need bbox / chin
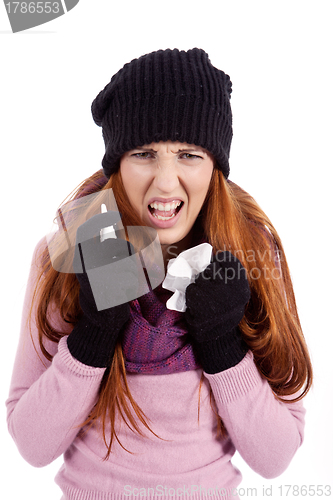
[157,231,181,246]
[157,227,192,249]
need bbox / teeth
[149,201,182,211]
[153,213,176,220]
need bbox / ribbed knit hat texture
[91,48,233,179]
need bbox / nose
[152,160,180,193]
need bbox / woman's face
[120,141,214,249]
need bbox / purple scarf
[121,285,201,375]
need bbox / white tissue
[162,243,213,312]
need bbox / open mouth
[148,200,184,221]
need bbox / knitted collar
[121,284,201,375]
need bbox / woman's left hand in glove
[184,251,251,374]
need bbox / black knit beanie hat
[91,48,233,179]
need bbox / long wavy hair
[31,167,313,458]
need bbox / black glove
[67,212,137,368]
[185,251,251,374]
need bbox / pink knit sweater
[6,242,306,500]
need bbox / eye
[131,152,153,159]
[179,152,203,161]
[183,153,199,159]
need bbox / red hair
[31,168,312,457]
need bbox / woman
[6,48,312,500]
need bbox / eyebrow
[133,147,158,153]
[132,147,207,154]
[177,148,206,154]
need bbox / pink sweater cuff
[58,336,107,377]
[204,351,262,404]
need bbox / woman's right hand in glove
[67,211,137,368]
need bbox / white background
[1,1,332,498]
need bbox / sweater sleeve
[204,351,306,479]
[6,239,106,468]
